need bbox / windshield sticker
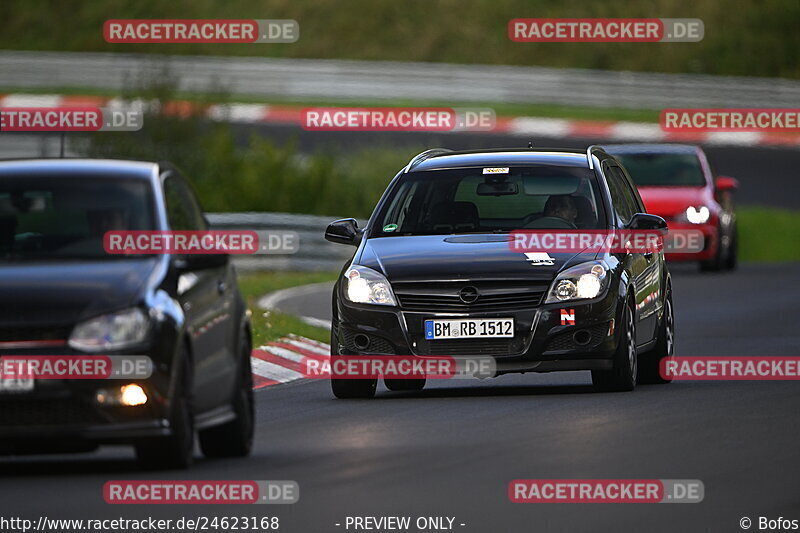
[382,223,399,232]
[482,167,509,174]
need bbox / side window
[604,164,636,224]
[163,175,205,231]
[612,165,646,213]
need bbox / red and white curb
[2,93,799,148]
[250,335,330,389]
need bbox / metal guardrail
[207,212,365,272]
[2,50,800,109]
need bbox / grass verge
[738,207,800,263]
[237,271,337,347]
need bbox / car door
[162,172,237,412]
[604,162,659,345]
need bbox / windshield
[374,166,605,236]
[0,176,156,261]
[613,153,706,187]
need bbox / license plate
[0,378,34,393]
[425,318,514,340]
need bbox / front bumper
[335,287,622,375]
[0,340,177,450]
[664,221,719,262]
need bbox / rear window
[613,153,706,187]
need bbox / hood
[637,186,714,218]
[358,234,597,282]
[0,259,159,326]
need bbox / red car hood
[637,186,713,218]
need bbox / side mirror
[174,253,229,271]
[715,176,739,192]
[627,213,668,232]
[325,218,361,246]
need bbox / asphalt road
[3,263,800,533]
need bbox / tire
[136,347,194,469]
[199,329,255,458]
[384,378,426,392]
[700,225,726,272]
[724,223,738,271]
[638,290,675,384]
[592,299,637,392]
[330,324,377,399]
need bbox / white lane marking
[2,94,63,107]
[284,338,330,356]
[259,345,307,363]
[609,121,665,141]
[508,117,571,137]
[299,316,333,329]
[251,357,304,383]
[208,103,269,122]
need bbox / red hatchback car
[604,144,738,271]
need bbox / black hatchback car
[326,147,674,398]
[0,159,253,468]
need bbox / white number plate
[424,318,514,340]
[0,378,35,393]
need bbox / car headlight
[69,307,150,352]
[545,260,610,303]
[679,206,711,224]
[344,266,397,306]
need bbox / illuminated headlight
[69,308,150,352]
[683,206,710,224]
[546,261,610,303]
[344,266,397,306]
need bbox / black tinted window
[163,175,205,231]
[613,153,706,186]
[0,176,154,260]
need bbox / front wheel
[592,300,637,392]
[638,291,675,384]
[199,329,255,458]
[136,348,194,469]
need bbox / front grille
[395,281,548,313]
[0,396,104,427]
[425,339,514,356]
[0,325,71,342]
[545,323,610,352]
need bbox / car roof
[409,148,594,172]
[0,158,158,179]
[602,144,700,155]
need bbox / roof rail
[586,145,605,170]
[404,148,453,173]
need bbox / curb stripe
[2,92,798,148]
[251,335,330,389]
